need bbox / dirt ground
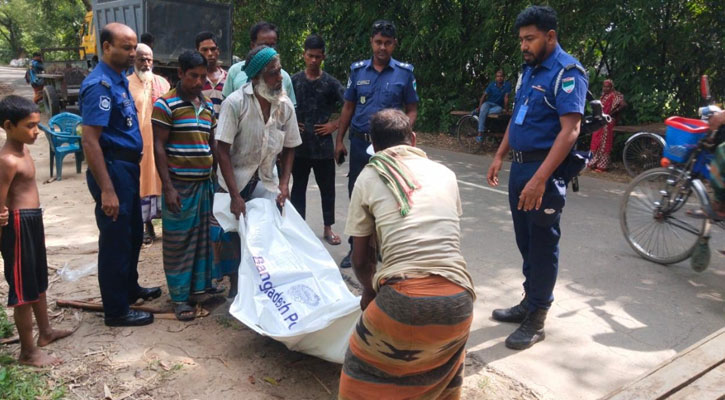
[0,68,542,400]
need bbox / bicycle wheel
[457,115,482,152]
[620,168,708,264]
[623,132,665,177]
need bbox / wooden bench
[614,123,667,136]
[602,327,725,399]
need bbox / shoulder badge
[100,80,111,89]
[352,61,366,70]
[99,95,111,111]
[561,77,575,94]
[553,64,587,97]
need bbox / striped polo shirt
[151,87,216,181]
[202,68,227,118]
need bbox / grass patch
[0,308,14,338]
[215,315,244,331]
[0,309,65,400]
[0,356,66,400]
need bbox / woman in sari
[589,79,626,171]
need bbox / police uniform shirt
[508,44,588,152]
[79,61,143,153]
[343,58,418,134]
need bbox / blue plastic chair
[38,123,83,181]
[49,112,82,145]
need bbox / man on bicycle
[475,69,511,142]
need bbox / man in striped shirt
[152,50,217,321]
[196,31,227,118]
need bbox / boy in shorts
[0,95,72,367]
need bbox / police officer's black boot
[492,296,528,323]
[505,308,547,350]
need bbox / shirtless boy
[0,95,72,367]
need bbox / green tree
[0,0,85,61]
[222,0,724,129]
[0,0,32,59]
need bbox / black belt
[104,148,142,164]
[350,130,371,143]
[510,149,549,163]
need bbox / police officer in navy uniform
[80,23,161,327]
[486,6,588,350]
[334,20,418,268]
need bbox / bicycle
[456,112,508,152]
[620,76,724,269]
[622,131,665,177]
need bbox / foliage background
[1,0,723,130]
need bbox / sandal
[206,283,226,294]
[174,303,196,322]
[324,232,342,246]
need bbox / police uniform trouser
[348,136,372,197]
[347,136,372,246]
[87,158,143,318]
[508,160,566,311]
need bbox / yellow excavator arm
[79,11,96,60]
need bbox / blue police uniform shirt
[343,58,419,133]
[485,81,512,108]
[79,61,143,153]
[508,44,588,152]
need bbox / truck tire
[43,85,62,116]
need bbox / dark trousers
[508,161,567,311]
[348,136,372,197]
[346,136,372,247]
[291,157,336,226]
[87,160,143,318]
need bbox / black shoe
[505,308,548,350]
[492,297,529,323]
[104,309,154,327]
[129,286,162,304]
[340,252,352,269]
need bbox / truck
[39,0,233,115]
[91,0,233,77]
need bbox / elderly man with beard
[127,43,170,244]
[152,50,218,321]
[215,45,301,298]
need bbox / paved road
[320,138,725,399]
[3,65,723,399]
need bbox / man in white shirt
[214,45,302,296]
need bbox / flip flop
[324,232,342,246]
[174,303,196,322]
[206,283,226,294]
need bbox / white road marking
[457,180,509,195]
